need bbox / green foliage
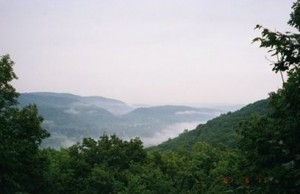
[0,55,50,194]
[253,1,300,73]
[238,70,300,193]
[153,142,243,194]
[39,133,247,194]
[0,54,18,110]
[237,1,300,193]
[152,99,270,151]
[43,135,147,194]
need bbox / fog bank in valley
[141,121,204,147]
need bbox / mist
[141,121,203,147]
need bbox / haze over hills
[20,92,133,115]
[18,92,231,148]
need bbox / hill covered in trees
[152,98,271,151]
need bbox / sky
[0,0,296,105]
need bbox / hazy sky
[0,0,295,105]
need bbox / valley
[18,92,235,148]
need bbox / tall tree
[238,1,300,193]
[0,55,50,194]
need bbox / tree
[0,55,18,111]
[253,1,300,73]
[0,54,50,194]
[43,135,148,194]
[238,1,300,193]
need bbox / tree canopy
[0,55,50,194]
[237,0,300,193]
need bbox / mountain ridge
[18,92,226,148]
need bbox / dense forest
[1,1,300,193]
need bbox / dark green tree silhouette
[0,55,50,194]
[238,1,300,193]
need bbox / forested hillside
[152,98,271,151]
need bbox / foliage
[0,55,18,109]
[237,1,300,193]
[40,135,245,194]
[42,135,147,194]
[0,55,50,194]
[151,99,270,151]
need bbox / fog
[141,121,204,147]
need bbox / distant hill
[19,92,133,115]
[151,99,271,151]
[18,92,225,148]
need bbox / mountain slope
[152,99,271,151]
